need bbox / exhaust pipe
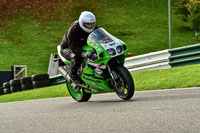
[58,66,89,89]
[58,66,71,81]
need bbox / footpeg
[71,83,79,92]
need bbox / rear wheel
[66,81,92,102]
[113,65,134,100]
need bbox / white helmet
[79,11,96,33]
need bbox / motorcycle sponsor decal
[84,73,104,79]
[109,43,115,46]
[98,48,102,51]
[92,88,107,93]
[95,45,99,48]
[95,68,103,75]
[104,44,107,48]
[83,76,103,83]
[93,43,96,46]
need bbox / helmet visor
[83,22,96,29]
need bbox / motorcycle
[57,28,134,102]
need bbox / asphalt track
[0,87,200,133]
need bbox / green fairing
[83,42,111,65]
[81,63,113,93]
[64,60,70,65]
[116,53,126,64]
[81,43,127,93]
[83,76,113,93]
[82,44,93,51]
[64,28,129,94]
[82,66,94,75]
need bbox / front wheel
[66,81,92,102]
[113,65,135,100]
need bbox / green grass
[133,64,200,90]
[1,64,200,103]
[0,84,70,103]
[0,0,200,75]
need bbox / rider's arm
[60,35,68,49]
[60,29,69,49]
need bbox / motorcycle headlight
[106,48,116,56]
[91,53,98,61]
[116,46,123,53]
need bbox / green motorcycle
[57,28,134,102]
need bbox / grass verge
[0,64,200,103]
[0,0,200,75]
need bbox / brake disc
[115,74,125,94]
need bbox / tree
[175,0,200,40]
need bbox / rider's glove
[81,51,91,58]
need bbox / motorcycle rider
[60,11,97,84]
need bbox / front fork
[107,65,118,88]
[108,64,125,94]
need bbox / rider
[60,11,97,84]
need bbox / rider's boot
[69,56,82,84]
[69,68,82,84]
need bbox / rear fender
[57,45,70,65]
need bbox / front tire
[66,81,92,102]
[113,65,135,100]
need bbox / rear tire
[113,65,134,100]
[33,80,51,88]
[10,79,21,86]
[22,84,33,90]
[10,85,22,92]
[4,88,11,94]
[0,88,4,95]
[3,82,10,88]
[20,77,32,84]
[32,74,49,81]
[66,81,91,102]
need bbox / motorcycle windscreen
[87,28,117,44]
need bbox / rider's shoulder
[71,20,79,28]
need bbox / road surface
[0,87,200,133]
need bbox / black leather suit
[60,20,91,78]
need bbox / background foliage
[174,0,200,39]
